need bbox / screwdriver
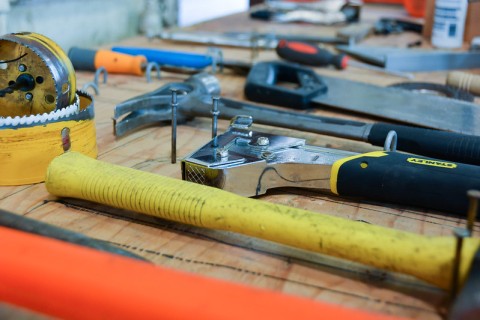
[68,47,147,76]
[111,46,252,75]
[275,40,413,79]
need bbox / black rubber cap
[68,47,97,72]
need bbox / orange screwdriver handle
[94,49,146,76]
[68,47,146,76]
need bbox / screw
[257,136,269,146]
[171,88,178,164]
[216,147,228,159]
[18,64,26,72]
[211,96,220,147]
[25,92,33,101]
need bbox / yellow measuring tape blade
[46,152,480,290]
[0,93,97,185]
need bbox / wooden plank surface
[2,3,480,319]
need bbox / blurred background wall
[0,0,249,51]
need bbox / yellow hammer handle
[45,152,480,290]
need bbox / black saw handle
[368,123,480,166]
[244,61,325,109]
[331,151,480,214]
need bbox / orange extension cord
[0,226,402,320]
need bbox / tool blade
[311,76,480,135]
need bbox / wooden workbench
[1,3,479,319]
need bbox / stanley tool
[0,32,97,185]
[244,61,480,136]
[181,116,480,214]
[114,73,480,166]
[45,151,480,317]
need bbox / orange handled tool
[0,226,400,320]
[68,47,146,76]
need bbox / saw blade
[0,32,76,117]
[311,75,480,136]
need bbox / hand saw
[244,61,480,136]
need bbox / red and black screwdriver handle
[275,39,349,69]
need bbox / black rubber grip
[368,123,480,166]
[334,151,480,214]
[244,61,327,109]
[68,47,97,71]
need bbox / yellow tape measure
[0,32,97,185]
[0,91,97,185]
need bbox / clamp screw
[18,64,27,72]
[257,136,269,146]
[25,92,33,101]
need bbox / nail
[171,88,178,164]
[211,96,220,147]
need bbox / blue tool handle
[111,46,212,69]
[368,123,480,166]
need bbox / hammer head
[113,73,221,137]
[185,72,221,96]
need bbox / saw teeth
[0,94,80,128]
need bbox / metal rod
[171,88,178,164]
[467,190,480,235]
[451,228,470,299]
[211,96,220,147]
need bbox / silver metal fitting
[257,136,270,146]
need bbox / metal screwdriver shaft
[171,88,178,164]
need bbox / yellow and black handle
[331,151,480,214]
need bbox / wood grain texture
[1,4,480,319]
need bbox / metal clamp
[145,62,161,83]
[383,130,397,152]
[82,67,108,95]
[207,47,223,74]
